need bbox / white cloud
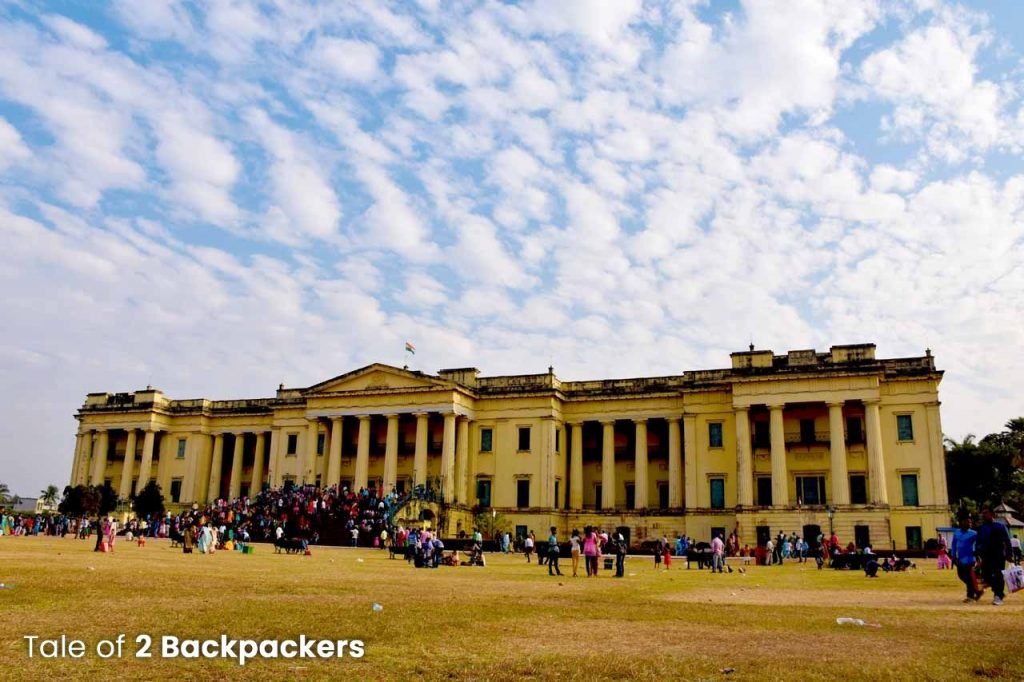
[0,117,30,170]
[860,22,1006,158]
[43,15,107,50]
[153,112,240,224]
[246,109,341,240]
[314,38,382,83]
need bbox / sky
[1,0,1022,496]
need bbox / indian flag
[405,341,416,355]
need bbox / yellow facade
[70,343,949,549]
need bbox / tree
[40,485,60,507]
[945,417,1024,514]
[97,483,119,516]
[474,510,508,540]
[132,481,165,519]
[58,485,102,517]
[0,481,11,505]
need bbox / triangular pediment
[304,364,448,394]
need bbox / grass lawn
[1,537,1022,681]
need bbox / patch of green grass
[0,538,1021,681]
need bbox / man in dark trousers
[547,527,562,576]
[950,515,982,602]
[976,506,1012,605]
[614,531,627,577]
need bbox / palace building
[69,343,950,550]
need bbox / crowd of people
[6,491,1022,606]
[0,512,76,537]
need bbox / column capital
[632,417,648,424]
[665,415,681,423]
[826,401,845,408]
[387,413,400,421]
[566,420,583,426]
[357,414,372,422]
[862,398,881,406]
[733,406,750,414]
[413,411,430,419]
[330,415,343,424]
[767,402,786,411]
[599,419,616,426]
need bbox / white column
[734,408,752,507]
[455,416,469,504]
[441,413,456,502]
[384,414,400,494]
[355,415,371,491]
[683,414,697,509]
[828,402,850,505]
[865,400,888,505]
[667,417,682,508]
[90,429,109,486]
[326,418,343,490]
[569,422,583,509]
[633,419,648,510]
[207,434,225,502]
[119,430,138,499]
[70,432,85,487]
[769,404,788,507]
[229,433,244,500]
[601,420,616,510]
[413,413,429,488]
[305,419,319,485]
[136,429,156,491]
[182,434,200,503]
[268,428,281,487]
[251,432,267,495]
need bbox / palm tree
[40,485,60,507]
[0,482,11,505]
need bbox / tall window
[517,427,531,451]
[756,477,773,506]
[846,417,863,444]
[901,473,919,506]
[317,433,325,455]
[480,428,493,453]
[658,483,669,509]
[796,475,826,505]
[476,479,492,507]
[708,422,723,448]
[754,421,770,448]
[800,419,816,444]
[625,484,636,510]
[896,414,914,442]
[849,474,867,504]
[709,478,725,509]
[170,478,183,503]
[176,438,186,458]
[594,484,603,508]
[854,525,871,550]
[905,526,923,550]
[516,479,530,508]
[555,429,560,451]
[287,434,298,455]
[554,481,560,506]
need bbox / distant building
[70,343,948,549]
[11,497,58,515]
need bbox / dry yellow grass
[1,537,1022,681]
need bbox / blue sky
[1,0,1022,495]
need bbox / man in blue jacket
[976,506,1012,606]
[950,515,982,602]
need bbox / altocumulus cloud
[0,0,1022,493]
